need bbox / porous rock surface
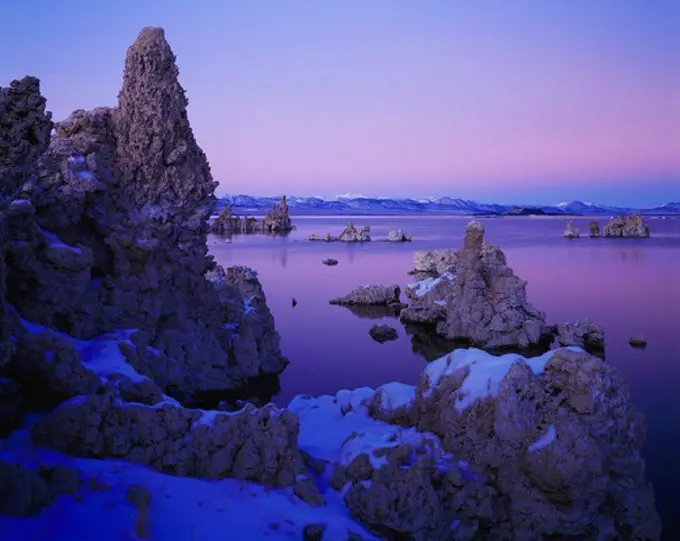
[405,222,552,349]
[0,27,285,402]
[331,348,661,540]
[330,284,402,306]
[210,196,292,235]
[30,392,321,504]
[409,249,457,281]
[554,318,605,356]
[603,214,650,238]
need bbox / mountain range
[216,194,680,216]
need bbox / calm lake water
[209,215,680,538]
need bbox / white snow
[0,426,376,541]
[434,300,447,306]
[38,227,82,254]
[76,170,97,181]
[528,425,557,453]
[75,331,145,383]
[244,295,258,316]
[424,347,583,410]
[289,390,447,470]
[407,272,454,298]
[374,382,416,412]
[67,155,86,164]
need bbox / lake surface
[209,214,680,538]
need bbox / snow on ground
[374,382,415,412]
[0,425,376,541]
[289,388,446,470]
[37,227,82,255]
[528,425,557,453]
[407,272,454,298]
[423,347,584,410]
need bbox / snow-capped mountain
[216,195,680,216]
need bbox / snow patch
[528,425,557,453]
[408,272,453,298]
[38,227,82,255]
[424,347,583,410]
[374,382,415,412]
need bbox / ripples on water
[209,215,680,538]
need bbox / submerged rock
[322,258,338,266]
[630,337,648,349]
[0,28,285,401]
[369,324,399,343]
[330,285,401,306]
[563,220,580,238]
[603,214,650,238]
[385,229,411,242]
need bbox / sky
[1,0,679,206]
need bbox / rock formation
[308,222,371,242]
[603,214,650,238]
[553,319,605,356]
[368,324,398,343]
[408,249,457,281]
[330,284,402,306]
[291,347,661,540]
[0,28,286,404]
[385,229,411,242]
[563,220,580,238]
[589,219,601,237]
[210,196,293,235]
[404,222,552,350]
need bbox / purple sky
[2,0,678,206]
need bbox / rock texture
[603,214,650,238]
[330,285,402,306]
[385,229,411,242]
[31,393,321,504]
[327,348,661,540]
[554,319,605,356]
[369,324,398,343]
[409,249,457,281]
[589,219,601,237]
[563,220,580,238]
[308,223,371,242]
[0,28,286,402]
[417,222,551,349]
[210,196,292,235]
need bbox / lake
[209,214,680,538]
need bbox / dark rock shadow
[170,373,281,411]
[341,304,403,320]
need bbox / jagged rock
[0,461,84,518]
[386,229,411,242]
[424,222,552,349]
[1,28,285,402]
[31,393,320,505]
[554,319,605,356]
[603,214,650,238]
[369,324,398,343]
[563,220,580,238]
[330,285,401,306]
[409,250,457,281]
[5,332,101,409]
[210,196,293,235]
[308,223,370,243]
[0,379,23,437]
[589,219,601,237]
[326,347,661,539]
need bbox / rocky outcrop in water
[330,285,402,306]
[0,28,285,404]
[603,214,650,238]
[408,249,457,281]
[589,219,601,237]
[553,319,605,356]
[563,220,580,238]
[411,222,552,349]
[210,196,293,235]
[369,324,398,343]
[386,229,411,242]
[308,222,371,242]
